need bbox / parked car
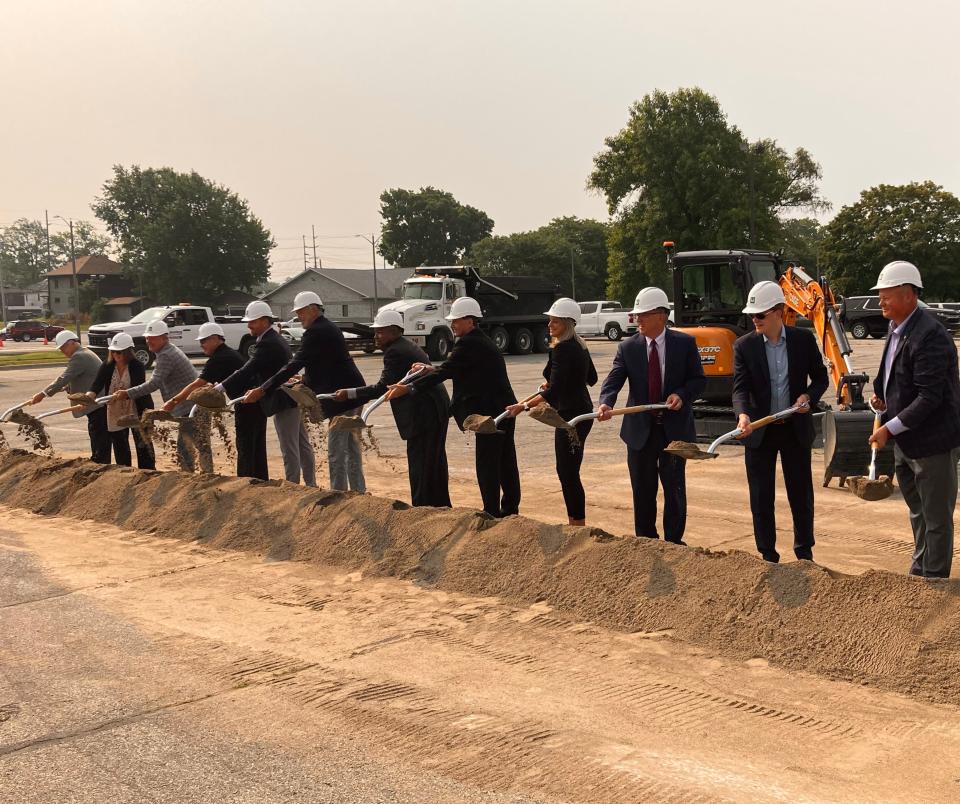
[578,301,637,340]
[0,320,64,343]
[279,318,303,346]
[840,295,960,339]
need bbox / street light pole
[53,216,82,338]
[569,247,577,299]
[355,233,382,318]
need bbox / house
[261,267,412,322]
[213,289,258,317]
[46,255,134,316]
[102,296,155,321]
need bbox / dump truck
[378,266,560,360]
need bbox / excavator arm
[779,266,868,409]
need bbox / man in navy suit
[733,281,828,563]
[868,261,960,578]
[598,287,705,543]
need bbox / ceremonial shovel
[463,388,544,435]
[664,405,802,461]
[328,367,427,433]
[846,401,894,501]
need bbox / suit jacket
[262,315,365,418]
[540,339,597,419]
[220,327,295,417]
[411,327,516,429]
[873,308,960,459]
[90,359,155,415]
[599,329,705,449]
[353,336,450,440]
[732,326,829,449]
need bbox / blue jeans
[328,407,365,492]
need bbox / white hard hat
[544,297,581,324]
[871,260,923,291]
[292,291,323,312]
[108,333,134,351]
[372,309,404,329]
[742,281,786,314]
[196,322,225,341]
[54,330,79,348]
[445,296,483,320]
[242,300,276,321]
[631,287,671,315]
[143,319,169,337]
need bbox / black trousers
[110,426,156,470]
[406,416,451,507]
[555,418,592,520]
[235,406,269,481]
[743,422,815,562]
[474,416,521,517]
[627,421,687,542]
[87,406,111,465]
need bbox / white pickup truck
[87,304,254,367]
[576,301,637,341]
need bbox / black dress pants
[743,422,815,562]
[110,426,156,470]
[87,406,111,465]
[555,418,592,520]
[235,405,269,481]
[406,415,452,508]
[627,421,687,542]
[474,416,521,517]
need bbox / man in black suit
[733,281,829,563]
[598,287,705,543]
[868,261,960,578]
[245,291,366,492]
[335,309,452,507]
[217,300,316,486]
[387,296,519,517]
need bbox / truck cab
[378,272,467,360]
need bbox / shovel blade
[663,440,719,461]
[463,414,498,435]
[328,415,364,433]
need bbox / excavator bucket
[822,410,894,489]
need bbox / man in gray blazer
[31,330,108,462]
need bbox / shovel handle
[608,403,671,417]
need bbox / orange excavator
[663,242,889,486]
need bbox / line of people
[32,260,959,577]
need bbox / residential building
[261,267,412,321]
[102,296,155,321]
[47,255,134,316]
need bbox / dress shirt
[883,306,921,436]
[763,325,791,413]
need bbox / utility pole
[0,254,7,326]
[302,235,309,272]
[311,225,319,271]
[69,220,80,337]
[44,210,52,271]
[355,233,381,317]
[569,247,577,299]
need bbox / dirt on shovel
[67,393,98,409]
[328,414,364,433]
[188,387,228,409]
[4,409,54,454]
[847,474,895,501]
[463,413,500,435]
[528,403,581,449]
[663,440,718,461]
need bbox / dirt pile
[2,449,960,705]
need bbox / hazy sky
[3,1,958,281]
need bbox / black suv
[840,296,960,339]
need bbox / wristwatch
[522,402,531,411]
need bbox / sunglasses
[751,309,778,321]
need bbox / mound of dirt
[2,449,960,705]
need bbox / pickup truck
[577,301,637,341]
[87,305,254,367]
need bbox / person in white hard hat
[163,321,268,480]
[504,298,597,525]
[867,261,960,578]
[598,287,705,543]
[86,333,155,469]
[31,329,109,462]
[334,308,452,507]
[217,299,314,485]
[733,280,828,563]
[245,291,367,492]
[387,295,521,517]
[113,317,213,473]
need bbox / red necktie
[648,339,662,403]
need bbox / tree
[379,187,494,267]
[819,182,960,299]
[92,166,274,305]
[0,219,112,290]
[467,217,610,301]
[781,218,824,273]
[588,87,829,301]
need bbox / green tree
[467,217,610,301]
[819,182,960,299]
[92,165,274,305]
[0,219,112,290]
[77,280,99,314]
[89,298,108,324]
[49,221,112,269]
[588,87,828,301]
[781,218,824,273]
[379,186,494,267]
